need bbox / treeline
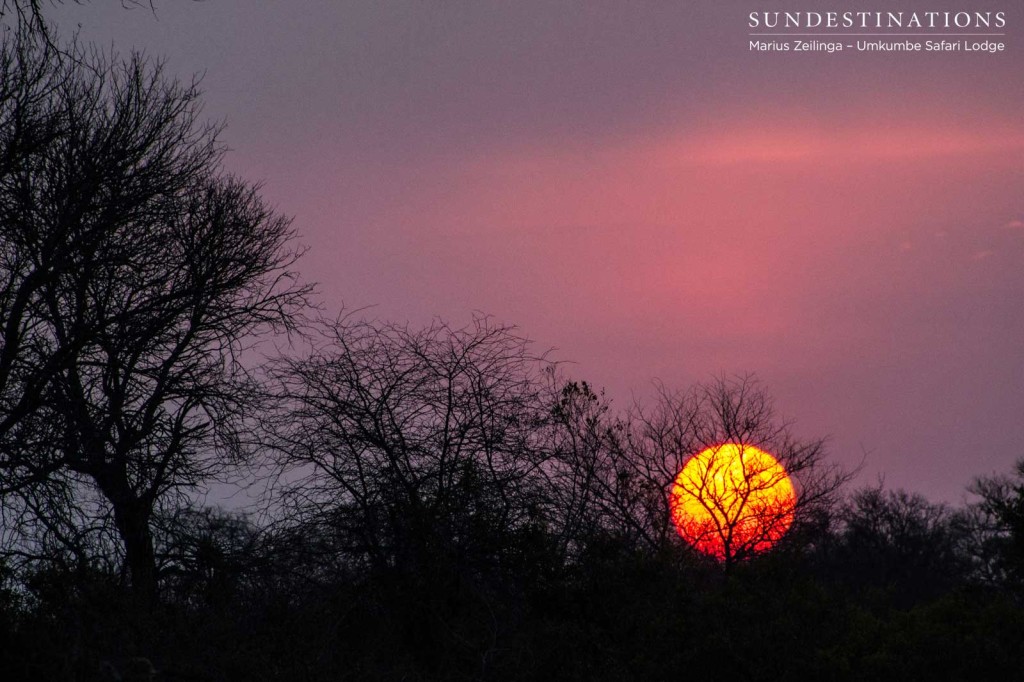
[5,317,1024,682]
[3,315,1024,681]
[2,14,1024,682]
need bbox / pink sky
[51,0,1024,502]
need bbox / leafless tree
[827,485,972,605]
[0,31,311,599]
[543,379,614,563]
[0,0,50,34]
[567,375,851,569]
[261,315,568,676]
[964,461,1024,588]
[1,1,181,39]
[265,315,557,580]
[153,505,265,607]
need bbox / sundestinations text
[748,11,1005,29]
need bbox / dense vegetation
[3,371,1024,681]
[2,9,1023,681]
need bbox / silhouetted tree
[1,1,183,38]
[266,316,559,674]
[967,459,1024,590]
[0,0,48,33]
[544,379,614,563]
[818,486,971,607]
[268,316,554,574]
[155,506,264,608]
[0,32,310,600]
[581,376,851,569]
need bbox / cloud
[676,119,1024,166]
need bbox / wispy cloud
[679,121,1024,166]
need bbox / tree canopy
[0,30,311,599]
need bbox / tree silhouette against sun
[669,443,797,567]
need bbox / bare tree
[0,32,311,599]
[572,375,850,569]
[826,486,971,605]
[1,1,183,38]
[154,505,265,608]
[544,379,613,563]
[669,442,797,563]
[0,0,50,34]
[266,316,556,579]
[262,316,566,675]
[965,460,1024,588]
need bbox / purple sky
[50,1,1024,503]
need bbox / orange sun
[669,443,796,561]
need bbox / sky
[47,0,1024,503]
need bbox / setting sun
[669,443,796,562]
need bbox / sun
[669,443,796,561]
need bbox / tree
[826,486,970,606]
[1,1,183,37]
[669,442,797,563]
[966,459,1024,589]
[544,379,614,564]
[267,316,555,578]
[582,375,850,569]
[0,0,49,33]
[154,505,265,609]
[265,316,559,674]
[0,32,310,599]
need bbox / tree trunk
[111,496,158,602]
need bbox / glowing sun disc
[669,443,796,560]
